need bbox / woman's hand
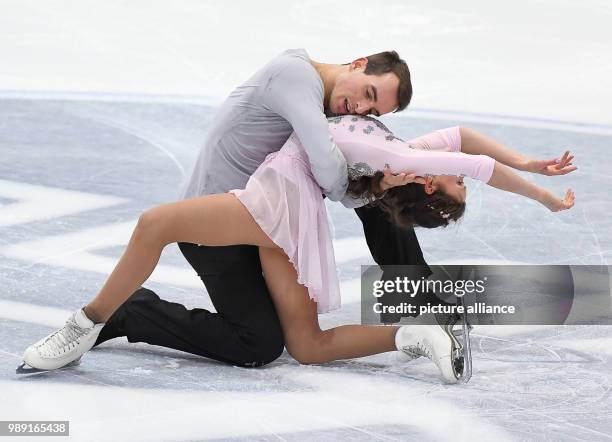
[540,188,576,212]
[380,167,426,192]
[521,151,577,176]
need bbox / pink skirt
[230,138,341,314]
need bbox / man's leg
[94,243,284,367]
[355,205,430,266]
[355,206,448,322]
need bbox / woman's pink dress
[230,115,495,313]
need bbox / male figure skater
[92,48,421,367]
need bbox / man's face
[328,58,400,117]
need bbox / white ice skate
[20,308,104,371]
[395,324,466,384]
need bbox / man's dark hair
[363,51,412,112]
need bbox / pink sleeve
[329,117,495,183]
[406,127,462,152]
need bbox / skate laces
[37,315,90,356]
[404,341,431,359]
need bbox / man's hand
[521,150,577,176]
[380,166,425,192]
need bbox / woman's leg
[259,247,398,364]
[85,194,278,323]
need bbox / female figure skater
[22,115,575,383]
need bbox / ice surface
[0,99,611,441]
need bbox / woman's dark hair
[347,172,466,229]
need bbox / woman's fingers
[554,165,577,175]
[562,165,578,174]
[558,156,572,169]
[557,151,574,168]
[559,150,570,165]
[563,189,575,209]
[550,189,575,212]
[552,151,574,170]
[547,158,577,175]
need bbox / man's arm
[262,60,348,201]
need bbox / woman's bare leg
[259,247,398,363]
[85,194,278,323]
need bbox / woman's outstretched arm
[486,161,575,211]
[406,131,576,211]
[459,127,577,175]
[403,126,575,210]
[329,118,575,212]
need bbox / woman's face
[424,175,467,203]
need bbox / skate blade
[460,316,473,383]
[16,357,82,375]
[444,320,473,383]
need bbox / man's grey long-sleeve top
[181,48,348,201]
